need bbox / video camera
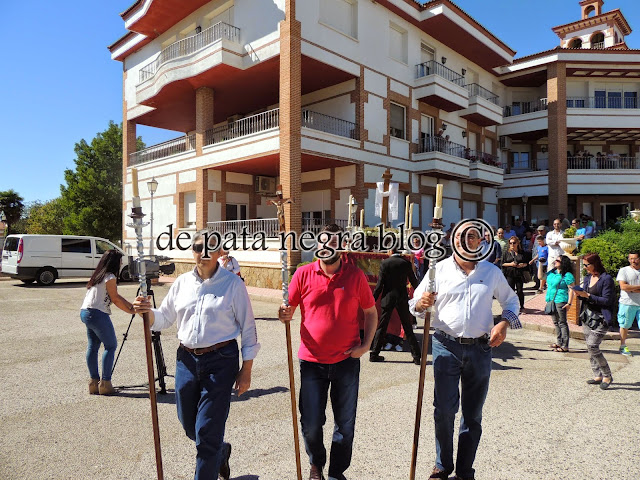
[128,255,175,280]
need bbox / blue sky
[1,0,638,204]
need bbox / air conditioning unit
[499,136,512,150]
[255,176,276,195]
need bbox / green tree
[0,189,24,234]
[27,198,66,235]
[60,122,143,242]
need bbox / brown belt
[179,339,233,356]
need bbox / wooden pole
[285,320,303,480]
[143,313,164,480]
[409,310,431,480]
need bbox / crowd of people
[76,217,638,480]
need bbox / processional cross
[380,168,393,228]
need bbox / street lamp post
[147,177,158,255]
[522,193,528,222]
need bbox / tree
[27,198,66,235]
[0,189,24,234]
[60,121,143,242]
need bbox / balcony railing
[466,83,499,105]
[567,156,639,169]
[566,96,639,109]
[139,22,241,83]
[503,99,548,117]
[208,218,280,238]
[415,60,466,87]
[591,41,605,50]
[205,109,280,146]
[419,136,500,167]
[129,134,195,166]
[302,110,358,139]
[205,218,350,239]
[502,158,549,174]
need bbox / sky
[1,0,638,204]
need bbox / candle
[348,195,353,227]
[408,203,414,229]
[131,168,139,197]
[360,209,364,229]
[435,184,443,208]
[405,195,410,228]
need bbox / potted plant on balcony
[559,226,578,254]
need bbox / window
[319,0,357,39]
[594,90,606,108]
[389,23,408,64]
[608,91,622,109]
[420,114,435,149]
[95,240,115,255]
[390,103,406,140]
[184,192,196,227]
[303,211,332,233]
[3,237,18,251]
[512,152,530,170]
[624,91,638,109]
[569,38,582,49]
[62,239,91,254]
[420,42,435,63]
[226,204,247,221]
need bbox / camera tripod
[112,278,168,394]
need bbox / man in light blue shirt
[410,222,520,480]
[135,230,259,480]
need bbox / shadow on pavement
[608,382,640,392]
[231,385,289,402]
[232,476,260,480]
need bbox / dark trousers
[175,341,239,480]
[371,296,422,360]
[299,357,360,480]
[506,276,525,308]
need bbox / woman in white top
[80,250,135,395]
[218,249,242,277]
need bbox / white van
[1,235,131,286]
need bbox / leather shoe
[369,353,385,362]
[412,356,421,365]
[309,464,325,480]
[218,442,231,480]
[599,377,613,390]
[429,466,451,479]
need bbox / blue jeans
[432,333,492,479]
[299,357,360,480]
[175,341,239,480]
[80,308,117,381]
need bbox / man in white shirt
[545,219,564,266]
[409,222,520,480]
[134,231,259,480]
[617,251,640,356]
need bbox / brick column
[547,62,568,220]
[351,66,368,147]
[196,168,210,230]
[122,71,138,242]
[279,0,302,267]
[195,87,214,155]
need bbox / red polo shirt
[288,259,375,364]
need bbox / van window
[95,240,115,255]
[62,239,91,254]
[3,237,19,251]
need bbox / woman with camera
[80,250,135,395]
[545,255,575,352]
[572,253,616,389]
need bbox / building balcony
[206,217,348,238]
[413,61,469,112]
[136,22,243,104]
[129,108,358,166]
[502,158,549,175]
[567,156,640,195]
[499,99,548,137]
[413,137,501,183]
[460,84,502,126]
[567,156,639,170]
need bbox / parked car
[1,235,132,286]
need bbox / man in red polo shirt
[279,224,377,480]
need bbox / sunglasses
[192,243,205,253]
[555,259,561,262]
[509,241,517,244]
[583,263,591,267]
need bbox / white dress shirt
[151,267,260,360]
[409,256,520,338]
[545,230,564,262]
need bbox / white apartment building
[109,0,640,285]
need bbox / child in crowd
[530,235,549,294]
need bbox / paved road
[0,278,639,480]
